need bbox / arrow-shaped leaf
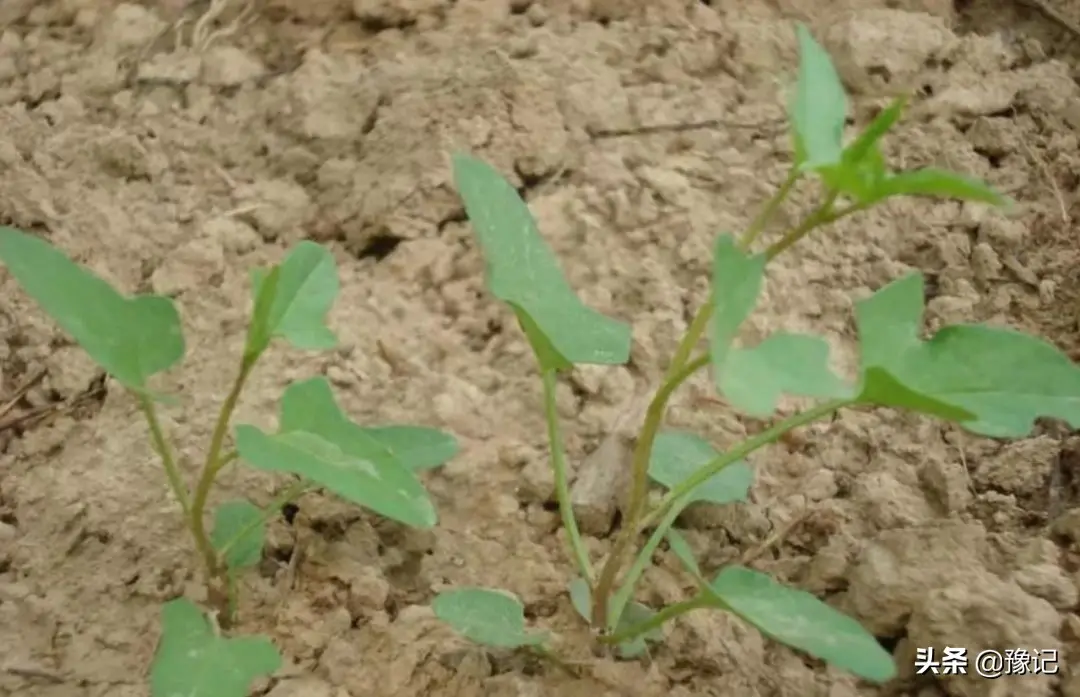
[707,566,895,683]
[0,226,184,392]
[433,587,546,649]
[249,241,338,352]
[150,599,280,697]
[452,154,631,370]
[719,333,854,417]
[855,273,1080,436]
[235,377,445,528]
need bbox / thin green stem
[216,480,309,561]
[669,301,715,379]
[665,354,711,395]
[740,166,800,251]
[590,322,713,629]
[822,200,867,224]
[588,180,867,636]
[762,190,872,262]
[600,596,711,646]
[138,395,192,517]
[608,494,687,627]
[640,399,849,532]
[190,359,255,580]
[542,369,593,581]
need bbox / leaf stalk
[542,369,593,581]
[741,166,800,250]
[139,395,192,518]
[188,357,257,620]
[590,176,860,633]
[589,327,712,629]
[639,399,848,532]
[600,596,711,646]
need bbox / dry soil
[3,0,1080,696]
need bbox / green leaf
[649,431,753,505]
[150,599,281,697]
[235,378,439,528]
[433,587,546,649]
[820,145,887,203]
[0,227,184,392]
[249,241,338,351]
[568,577,592,621]
[872,168,1008,207]
[719,333,854,417]
[567,578,661,658]
[790,23,847,170]
[211,500,265,570]
[244,265,282,361]
[710,234,766,370]
[857,275,922,368]
[451,154,631,369]
[235,429,436,528]
[514,307,574,371]
[665,528,703,579]
[707,566,895,683]
[853,275,987,422]
[858,366,970,420]
[364,425,461,472]
[278,376,453,492]
[818,98,903,201]
[844,95,907,165]
[855,273,1080,436]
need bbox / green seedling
[0,234,459,696]
[432,23,1080,684]
[432,588,548,649]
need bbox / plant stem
[600,596,711,646]
[640,399,849,532]
[189,359,255,587]
[670,301,716,378]
[821,200,867,224]
[740,166,799,251]
[542,369,593,581]
[608,493,687,626]
[588,181,864,635]
[764,190,855,261]
[590,314,713,629]
[138,395,192,517]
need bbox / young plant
[0,234,459,697]
[431,24,1079,683]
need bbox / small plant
[0,234,460,696]
[432,24,1080,682]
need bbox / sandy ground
[3,0,1080,695]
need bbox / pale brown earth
[3,0,1080,695]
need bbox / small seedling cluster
[429,24,1080,684]
[3,21,1080,695]
[0,237,459,695]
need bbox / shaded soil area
[3,0,1080,695]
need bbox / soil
[3,0,1080,695]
